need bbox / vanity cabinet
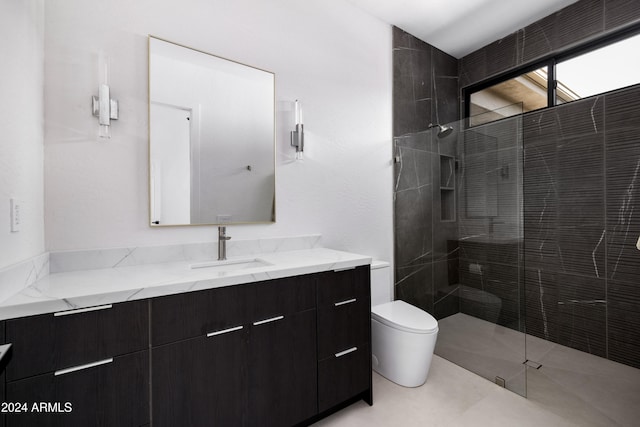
[316,266,372,412]
[3,300,149,427]
[151,274,318,427]
[1,262,372,427]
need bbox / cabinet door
[152,327,248,427]
[5,351,148,427]
[247,310,317,427]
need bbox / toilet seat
[372,300,438,334]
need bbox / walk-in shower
[394,94,640,426]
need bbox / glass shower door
[433,109,526,396]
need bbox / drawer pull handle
[335,347,358,358]
[253,315,284,326]
[54,304,112,317]
[207,325,243,337]
[54,358,113,376]
[335,298,357,307]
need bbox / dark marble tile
[395,263,434,315]
[434,286,460,320]
[433,77,459,128]
[523,109,560,148]
[484,32,519,78]
[415,99,433,133]
[524,268,559,342]
[552,0,604,51]
[393,48,417,136]
[555,273,606,357]
[607,279,640,368]
[458,48,486,88]
[412,48,432,103]
[433,260,451,293]
[525,269,607,357]
[395,187,433,267]
[520,13,556,64]
[394,147,433,193]
[484,263,521,329]
[555,226,606,278]
[606,123,640,283]
[433,48,459,126]
[434,47,458,76]
[605,0,640,31]
[392,26,432,51]
[394,132,432,153]
[556,95,604,139]
[447,240,460,285]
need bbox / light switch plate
[10,198,21,232]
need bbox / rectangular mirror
[149,36,276,226]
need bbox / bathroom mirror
[148,36,276,226]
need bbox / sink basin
[189,258,272,271]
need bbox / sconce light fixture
[92,54,118,139]
[290,100,304,160]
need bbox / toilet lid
[371,300,438,334]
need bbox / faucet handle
[218,226,231,240]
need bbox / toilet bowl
[371,300,439,387]
[369,262,438,388]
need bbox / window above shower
[466,28,640,127]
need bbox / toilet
[370,262,439,388]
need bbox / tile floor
[315,313,640,427]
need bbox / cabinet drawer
[151,284,248,346]
[318,344,370,413]
[317,265,370,307]
[317,299,370,360]
[246,274,316,323]
[6,300,148,381]
[6,350,149,427]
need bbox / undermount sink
[189,258,272,271]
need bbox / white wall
[44,0,394,263]
[0,0,45,269]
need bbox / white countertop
[0,248,371,321]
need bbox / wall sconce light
[290,100,304,160]
[92,54,118,139]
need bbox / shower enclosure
[394,91,640,425]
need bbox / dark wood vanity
[1,265,372,426]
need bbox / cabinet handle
[207,325,243,337]
[335,347,358,358]
[253,315,284,326]
[334,298,357,307]
[54,304,112,317]
[333,266,356,272]
[54,358,113,376]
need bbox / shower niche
[439,155,456,221]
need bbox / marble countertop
[0,248,371,321]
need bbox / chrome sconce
[290,100,304,160]
[92,54,118,139]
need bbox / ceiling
[347,0,579,58]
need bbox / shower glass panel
[433,105,526,397]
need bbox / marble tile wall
[456,0,640,369]
[522,87,640,367]
[392,27,459,319]
[459,0,640,89]
[395,0,640,368]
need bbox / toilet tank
[371,260,392,307]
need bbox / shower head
[428,123,454,138]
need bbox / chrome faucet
[218,227,231,261]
